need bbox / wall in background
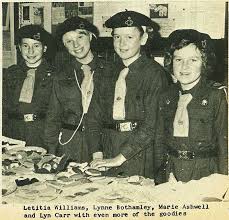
[93,0,225,39]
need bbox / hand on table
[90,154,126,169]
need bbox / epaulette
[212,82,228,103]
[211,82,224,88]
[7,64,20,73]
[6,65,23,79]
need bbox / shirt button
[116,97,122,101]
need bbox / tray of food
[5,146,47,159]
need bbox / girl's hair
[111,26,144,37]
[164,29,216,79]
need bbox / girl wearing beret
[44,16,111,162]
[155,29,228,183]
[88,10,168,178]
[3,25,57,148]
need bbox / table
[2,139,229,204]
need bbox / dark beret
[168,29,211,45]
[105,10,158,30]
[56,16,99,42]
[16,25,54,47]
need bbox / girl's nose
[119,37,127,47]
[181,60,190,70]
[28,46,34,54]
[73,40,79,48]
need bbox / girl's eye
[191,59,197,62]
[113,35,120,40]
[128,36,133,39]
[174,58,182,62]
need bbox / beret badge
[201,39,207,48]
[79,22,85,29]
[33,32,41,41]
[125,17,134,27]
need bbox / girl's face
[113,27,148,66]
[173,43,203,89]
[19,38,46,68]
[62,29,93,64]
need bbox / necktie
[81,64,94,114]
[173,93,193,137]
[113,67,129,120]
[19,68,36,103]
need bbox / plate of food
[6,146,47,159]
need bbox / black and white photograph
[1,0,228,219]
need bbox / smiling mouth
[180,72,190,76]
[74,48,83,53]
[119,49,128,52]
[27,56,36,59]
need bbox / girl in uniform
[155,29,228,183]
[3,25,57,148]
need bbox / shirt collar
[72,54,99,72]
[179,78,205,97]
[118,54,147,72]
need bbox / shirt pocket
[39,76,53,88]
[161,108,176,137]
[59,79,81,102]
[189,108,213,141]
[34,78,53,105]
[126,89,145,119]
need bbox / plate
[2,181,17,197]
[85,168,101,177]
[6,146,47,156]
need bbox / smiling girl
[155,29,228,183]
[88,10,167,178]
[3,25,57,148]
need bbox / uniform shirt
[155,79,228,182]
[87,55,168,177]
[44,56,110,160]
[3,60,56,147]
